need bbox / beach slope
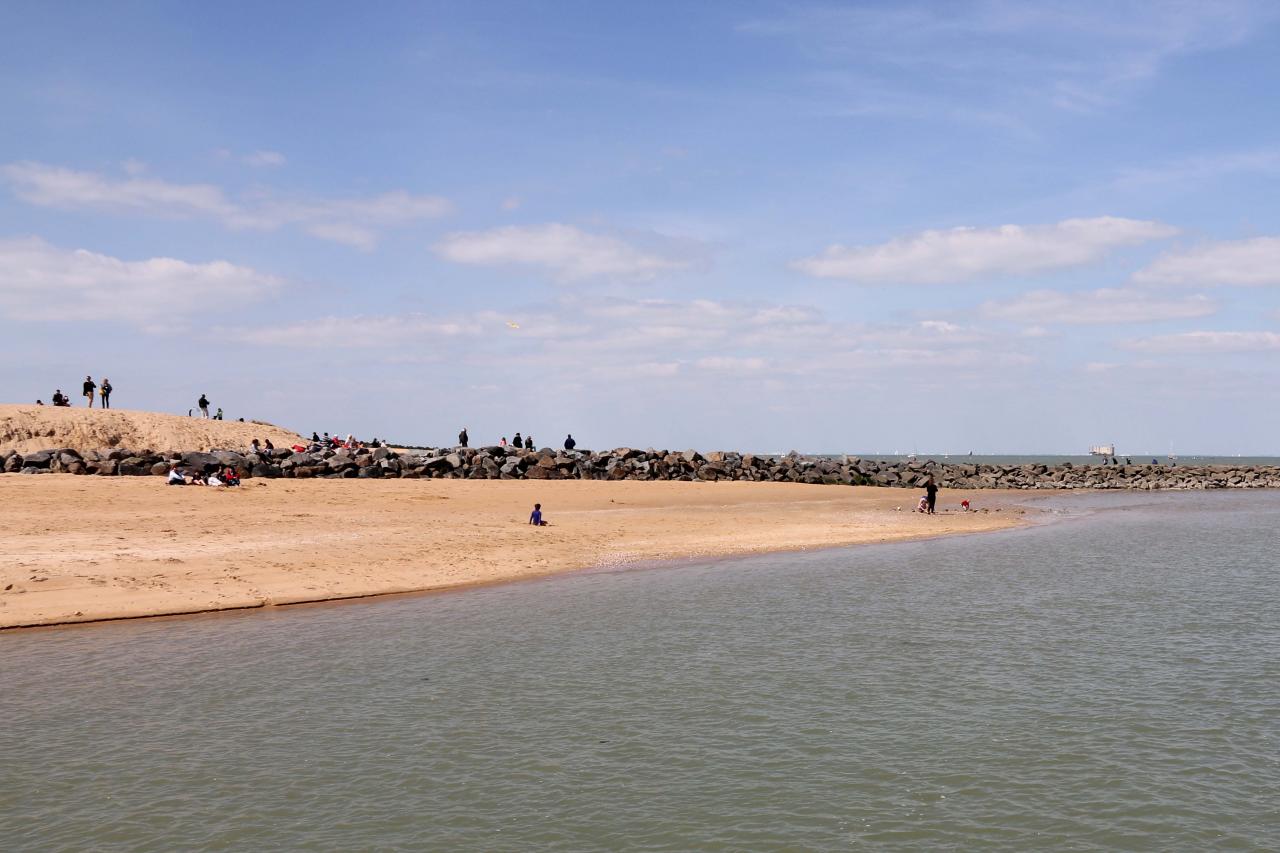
[1,477,1035,629]
[0,404,302,455]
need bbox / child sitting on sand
[223,467,241,487]
[529,503,548,526]
[916,495,929,513]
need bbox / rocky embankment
[3,445,1278,490]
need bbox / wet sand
[0,476,1037,629]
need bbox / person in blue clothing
[529,503,548,526]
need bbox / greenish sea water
[3,491,1277,851]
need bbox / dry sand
[0,475,1041,630]
[0,404,302,455]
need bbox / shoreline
[1,476,1053,631]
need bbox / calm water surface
[3,491,1278,851]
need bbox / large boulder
[20,450,53,469]
[180,451,221,473]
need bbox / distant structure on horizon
[1089,443,1116,457]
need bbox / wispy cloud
[232,296,1031,386]
[242,150,286,168]
[0,236,280,325]
[1121,330,1280,353]
[230,314,482,348]
[794,217,1176,283]
[982,288,1216,324]
[434,223,694,280]
[1133,236,1280,287]
[739,1,1272,115]
[0,161,451,249]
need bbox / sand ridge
[0,476,1040,629]
[0,404,303,455]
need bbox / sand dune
[0,404,303,455]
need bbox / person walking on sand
[83,376,96,408]
[925,476,938,515]
[99,378,112,409]
[458,427,469,448]
[198,394,210,418]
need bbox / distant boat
[1089,444,1115,456]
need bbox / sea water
[2,491,1277,851]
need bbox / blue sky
[4,1,1280,453]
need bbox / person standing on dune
[83,375,96,408]
[198,394,210,418]
[99,378,112,409]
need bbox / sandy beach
[0,476,1038,629]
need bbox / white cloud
[1133,236,1280,287]
[0,236,280,324]
[501,196,522,211]
[230,314,482,348]
[243,150,286,168]
[696,356,768,372]
[794,217,1177,283]
[434,223,690,280]
[0,161,451,249]
[1121,330,1280,353]
[982,288,1216,324]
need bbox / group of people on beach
[39,376,112,408]
[167,463,240,487]
[464,430,578,451]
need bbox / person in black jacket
[564,434,576,451]
[512,432,523,449]
[458,427,469,448]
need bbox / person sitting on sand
[525,434,535,450]
[222,466,241,487]
[311,431,320,442]
[214,407,224,421]
[167,464,187,486]
[207,471,224,487]
[36,399,44,405]
[52,389,69,406]
[264,439,274,451]
[916,495,929,513]
[529,503,548,526]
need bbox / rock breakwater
[4,445,1279,490]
